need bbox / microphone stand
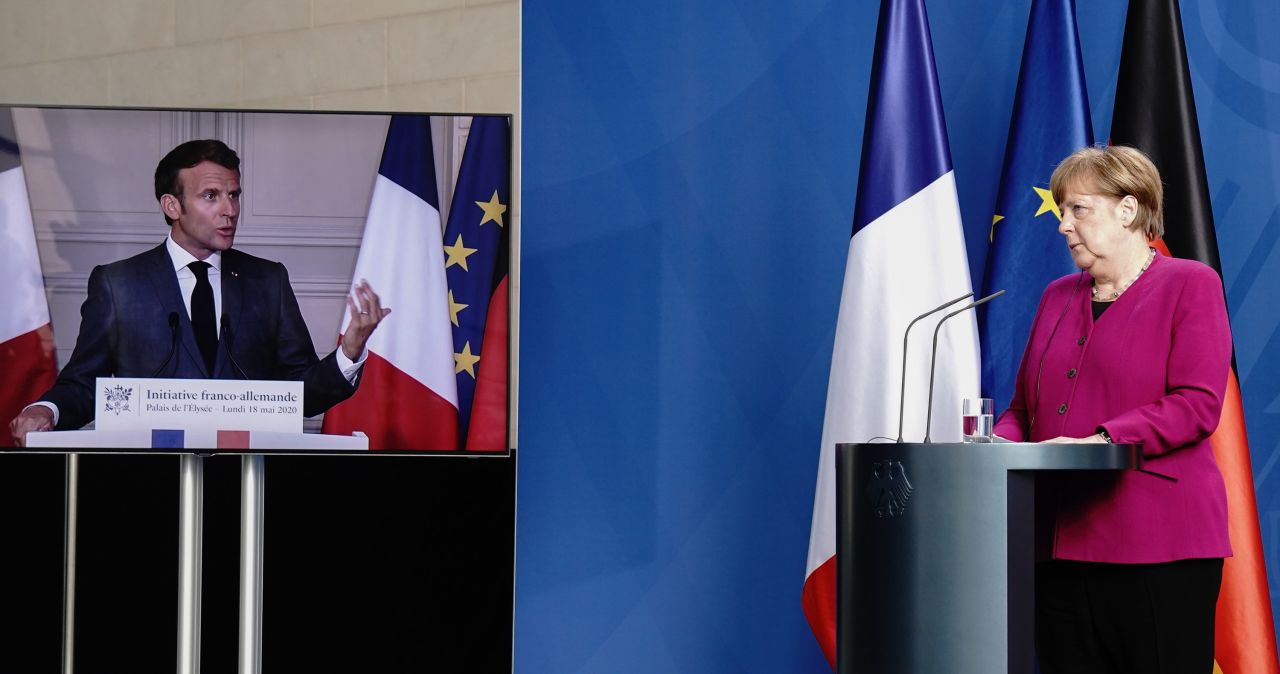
[220,315,250,380]
[923,290,1005,443]
[895,292,973,443]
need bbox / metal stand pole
[238,455,265,674]
[61,454,79,674]
[178,455,204,674]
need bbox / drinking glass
[962,398,994,443]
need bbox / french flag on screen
[0,108,57,447]
[322,116,460,449]
[801,0,981,665]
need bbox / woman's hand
[1041,434,1107,444]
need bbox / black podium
[836,442,1140,674]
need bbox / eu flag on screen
[979,0,1092,409]
[443,117,510,444]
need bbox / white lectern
[25,377,367,674]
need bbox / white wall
[0,0,518,114]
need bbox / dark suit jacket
[42,243,355,429]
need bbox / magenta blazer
[993,253,1233,563]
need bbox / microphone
[149,312,180,377]
[220,314,249,380]
[896,292,974,443]
[922,290,1006,443]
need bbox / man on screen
[9,139,390,445]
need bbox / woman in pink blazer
[994,146,1231,674]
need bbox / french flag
[0,109,57,447]
[322,116,460,450]
[802,0,981,665]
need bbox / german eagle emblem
[869,460,912,518]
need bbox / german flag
[1111,1,1279,672]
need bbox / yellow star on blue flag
[476,190,507,227]
[1032,186,1061,220]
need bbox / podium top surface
[7,429,512,458]
[836,442,1140,471]
[2,447,512,458]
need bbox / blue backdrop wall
[517,0,1280,670]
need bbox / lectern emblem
[102,384,134,416]
[869,460,912,518]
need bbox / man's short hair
[1050,144,1165,240]
[154,139,240,225]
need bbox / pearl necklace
[1092,248,1155,301]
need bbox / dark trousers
[1036,558,1223,674]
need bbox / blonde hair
[1050,145,1164,240]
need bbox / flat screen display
[0,105,512,452]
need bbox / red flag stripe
[1213,370,1279,673]
[0,325,56,447]
[465,276,508,451]
[322,351,459,450]
[801,556,837,669]
[216,430,250,450]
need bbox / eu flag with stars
[443,116,510,447]
[979,0,1093,410]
